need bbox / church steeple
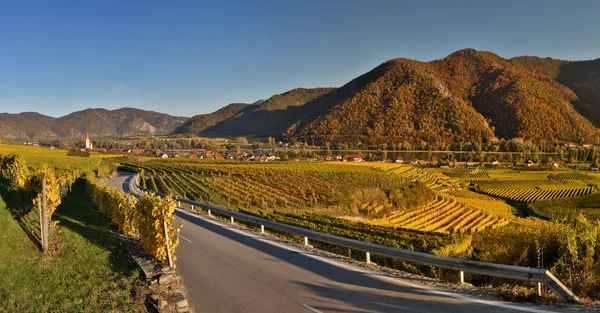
[85,132,92,149]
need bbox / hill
[172,103,252,135]
[284,49,598,147]
[0,108,187,140]
[0,112,57,140]
[199,88,335,138]
[512,56,600,127]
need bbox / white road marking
[179,235,192,243]
[301,303,324,313]
[175,208,566,313]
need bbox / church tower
[85,132,92,149]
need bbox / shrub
[66,149,90,157]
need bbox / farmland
[370,195,509,233]
[120,159,600,234]
[112,157,600,299]
[480,186,595,203]
[0,142,106,171]
[120,159,510,234]
[121,160,426,215]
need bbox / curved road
[106,172,585,313]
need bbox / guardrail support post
[366,252,371,264]
[178,201,181,207]
[304,237,309,246]
[208,209,211,217]
[537,282,543,296]
[191,204,194,211]
[459,271,465,284]
[261,225,265,233]
[230,216,234,224]
[163,221,174,269]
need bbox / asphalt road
[106,172,585,313]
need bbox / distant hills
[179,49,599,147]
[199,88,336,138]
[0,108,187,140]
[2,49,599,146]
[511,56,600,127]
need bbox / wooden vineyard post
[163,220,174,269]
[42,178,49,254]
[38,201,44,249]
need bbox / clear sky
[1,0,599,118]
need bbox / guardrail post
[366,252,371,264]
[230,216,234,224]
[191,204,194,211]
[261,225,265,233]
[544,270,580,303]
[460,271,465,284]
[537,282,543,296]
[163,220,173,269]
[304,237,309,246]
[178,201,181,207]
[208,209,211,217]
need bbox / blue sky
[0,0,599,117]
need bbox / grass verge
[0,179,146,313]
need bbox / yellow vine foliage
[87,180,182,265]
[0,153,30,189]
[87,182,139,237]
[137,193,181,265]
[31,165,62,217]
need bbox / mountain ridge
[0,108,188,140]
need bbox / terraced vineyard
[473,179,563,189]
[370,196,509,233]
[445,190,496,200]
[480,187,596,203]
[549,172,598,181]
[388,166,460,190]
[442,169,489,179]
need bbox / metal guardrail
[130,174,579,303]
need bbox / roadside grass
[0,179,146,313]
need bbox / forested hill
[512,56,600,128]
[284,49,599,147]
[198,88,336,138]
[172,103,253,135]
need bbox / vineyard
[473,179,564,189]
[111,157,600,300]
[442,169,490,179]
[255,209,457,252]
[445,190,496,200]
[370,196,509,233]
[121,160,416,213]
[549,172,598,181]
[480,187,596,203]
[119,159,509,234]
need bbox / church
[85,132,93,150]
